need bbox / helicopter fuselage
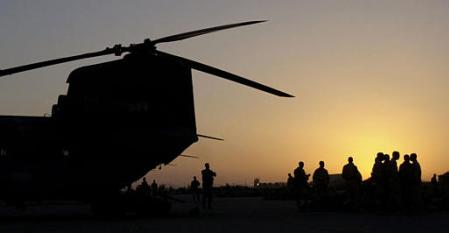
[0,53,198,202]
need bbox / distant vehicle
[0,21,293,213]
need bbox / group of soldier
[191,163,217,209]
[140,163,216,209]
[287,160,335,210]
[135,152,424,212]
[371,151,422,211]
[287,151,423,212]
[136,177,160,196]
[136,163,217,209]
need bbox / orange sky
[1,1,449,186]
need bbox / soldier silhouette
[371,152,385,208]
[380,154,392,210]
[391,151,400,172]
[431,174,438,196]
[287,173,295,194]
[371,152,384,208]
[410,153,422,211]
[388,151,401,210]
[137,177,150,195]
[399,154,412,211]
[151,179,158,196]
[191,176,201,202]
[410,153,422,184]
[312,161,329,207]
[294,161,310,211]
[287,173,294,183]
[342,156,362,209]
[201,163,216,209]
[371,152,384,184]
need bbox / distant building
[254,178,260,188]
[257,182,285,189]
[253,175,345,189]
[254,178,285,188]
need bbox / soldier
[410,153,422,210]
[201,163,216,209]
[312,161,329,202]
[191,176,201,202]
[410,153,422,185]
[371,153,384,208]
[382,154,392,181]
[294,161,310,187]
[431,174,438,196]
[399,154,412,211]
[287,173,295,194]
[294,161,310,210]
[137,177,150,195]
[371,152,384,185]
[342,156,362,208]
[391,151,400,172]
[151,179,158,196]
[380,154,392,210]
[389,151,401,210]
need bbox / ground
[0,197,448,233]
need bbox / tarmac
[0,197,448,233]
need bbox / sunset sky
[1,0,449,186]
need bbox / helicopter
[0,21,293,212]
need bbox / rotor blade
[157,51,294,97]
[152,20,266,44]
[180,154,199,159]
[197,134,224,141]
[0,46,122,77]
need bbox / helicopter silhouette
[0,21,293,211]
